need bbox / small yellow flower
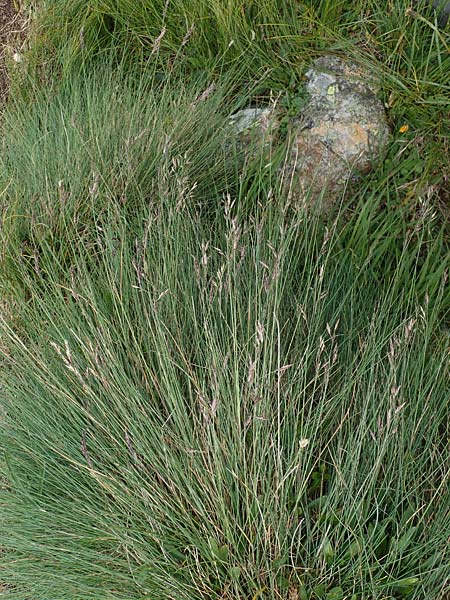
[399,124,409,133]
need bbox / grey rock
[286,56,390,214]
[228,108,274,135]
[226,57,390,216]
[227,107,279,159]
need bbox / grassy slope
[0,2,449,599]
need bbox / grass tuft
[0,3,449,599]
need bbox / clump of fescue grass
[0,59,449,599]
[0,57,257,297]
[0,183,449,600]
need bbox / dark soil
[0,0,20,101]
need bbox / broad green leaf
[326,587,344,600]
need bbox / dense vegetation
[0,1,448,599]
